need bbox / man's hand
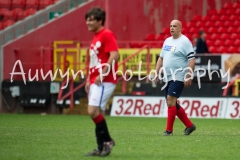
[85,81,90,94]
[153,77,159,84]
[94,75,104,86]
[184,78,192,88]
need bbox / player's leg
[85,84,108,156]
[164,81,184,135]
[98,82,116,156]
[176,102,196,135]
[164,95,178,135]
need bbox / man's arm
[101,51,119,75]
[184,58,195,87]
[188,58,195,74]
[154,56,163,83]
[156,56,163,73]
[94,51,119,85]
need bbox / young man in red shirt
[84,7,119,157]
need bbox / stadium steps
[62,82,134,115]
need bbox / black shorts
[164,80,184,98]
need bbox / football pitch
[0,114,239,160]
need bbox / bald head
[171,20,182,28]
[170,19,182,39]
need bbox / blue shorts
[164,80,184,98]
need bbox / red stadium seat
[208,27,217,33]
[156,34,165,41]
[144,34,155,41]
[53,0,60,3]
[181,28,189,34]
[226,9,235,15]
[210,15,220,21]
[215,21,224,26]
[181,22,187,28]
[224,21,234,27]
[25,8,37,16]
[237,27,240,33]
[229,15,239,21]
[228,46,238,53]
[0,22,4,30]
[218,46,227,53]
[3,20,15,28]
[186,22,195,28]
[238,47,240,53]
[224,39,233,46]
[0,8,9,15]
[163,34,170,40]
[220,15,229,21]
[218,9,227,15]
[232,2,240,9]
[234,39,240,46]
[220,33,230,40]
[208,46,218,53]
[214,40,224,46]
[235,8,240,14]
[0,8,9,21]
[195,21,204,28]
[207,9,217,15]
[17,10,28,20]
[189,28,198,34]
[0,0,12,8]
[227,27,237,33]
[217,27,227,33]
[202,16,211,21]
[162,28,169,34]
[12,8,23,15]
[204,21,214,27]
[223,3,233,9]
[230,33,238,40]
[39,0,53,9]
[192,15,202,22]
[11,0,26,8]
[206,40,214,47]
[2,10,17,20]
[210,33,218,39]
[233,21,240,26]
[25,0,40,9]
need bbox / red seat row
[0,8,37,21]
[0,0,58,9]
[194,20,240,28]
[207,39,240,46]
[0,19,15,29]
[209,46,240,53]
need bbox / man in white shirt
[155,20,196,136]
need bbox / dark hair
[199,30,205,36]
[85,7,106,26]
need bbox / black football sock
[96,119,112,142]
[95,127,104,151]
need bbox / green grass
[0,114,240,160]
